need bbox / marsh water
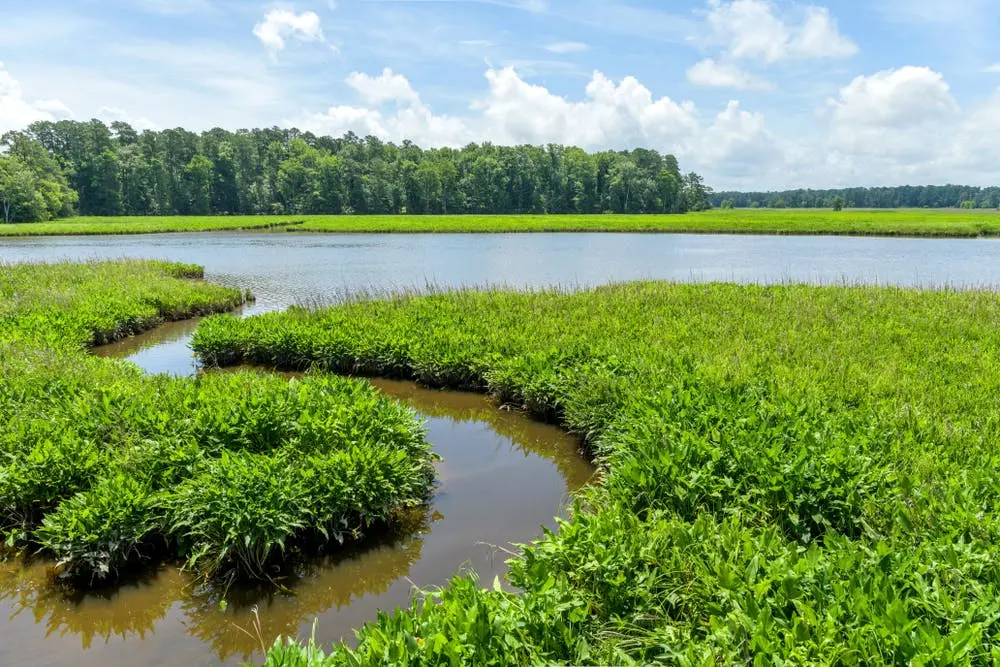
[3,230,1000,666]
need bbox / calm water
[2,230,1000,665]
[0,370,593,666]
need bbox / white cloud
[0,62,73,134]
[252,10,324,55]
[698,100,780,177]
[830,66,956,129]
[545,41,590,54]
[293,67,784,187]
[706,0,857,63]
[686,58,773,90]
[477,68,701,148]
[346,68,419,105]
[790,7,859,59]
[820,67,961,183]
[986,63,1000,73]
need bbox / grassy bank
[0,216,303,236]
[2,209,1000,238]
[0,261,435,583]
[194,282,1000,664]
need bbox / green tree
[183,155,214,215]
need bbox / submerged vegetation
[3,208,1000,238]
[0,260,434,583]
[194,282,1000,664]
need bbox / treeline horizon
[713,185,1000,210]
[0,120,713,223]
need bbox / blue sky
[1,0,999,189]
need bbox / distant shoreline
[3,209,1000,239]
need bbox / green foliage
[0,134,77,222]
[7,121,708,218]
[0,260,434,583]
[715,185,1000,209]
[198,282,1000,664]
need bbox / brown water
[1,329,594,667]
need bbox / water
[0,369,594,666]
[3,230,1000,665]
[3,233,1000,316]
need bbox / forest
[713,185,1000,210]
[0,120,712,223]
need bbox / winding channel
[0,315,594,667]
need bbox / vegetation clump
[193,282,1000,664]
[0,260,434,583]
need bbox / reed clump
[193,282,1000,664]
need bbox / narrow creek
[0,320,594,667]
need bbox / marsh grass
[0,260,435,584]
[5,208,1000,238]
[195,281,1000,664]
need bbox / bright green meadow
[192,282,1000,664]
[3,208,1000,237]
[0,260,435,582]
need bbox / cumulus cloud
[707,0,858,63]
[253,10,324,55]
[690,1,857,91]
[292,67,784,187]
[290,62,1000,189]
[791,7,859,60]
[0,62,73,134]
[830,66,956,128]
[686,58,773,90]
[346,68,419,106]
[819,66,964,183]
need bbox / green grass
[0,260,435,583]
[3,209,1000,238]
[194,282,1000,664]
[0,216,303,236]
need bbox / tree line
[713,186,1000,210]
[0,120,713,223]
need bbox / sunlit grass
[195,281,1000,664]
[3,208,1000,237]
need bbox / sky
[1,0,999,191]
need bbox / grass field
[0,216,303,236]
[0,261,435,583]
[2,209,1000,238]
[194,282,1000,664]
